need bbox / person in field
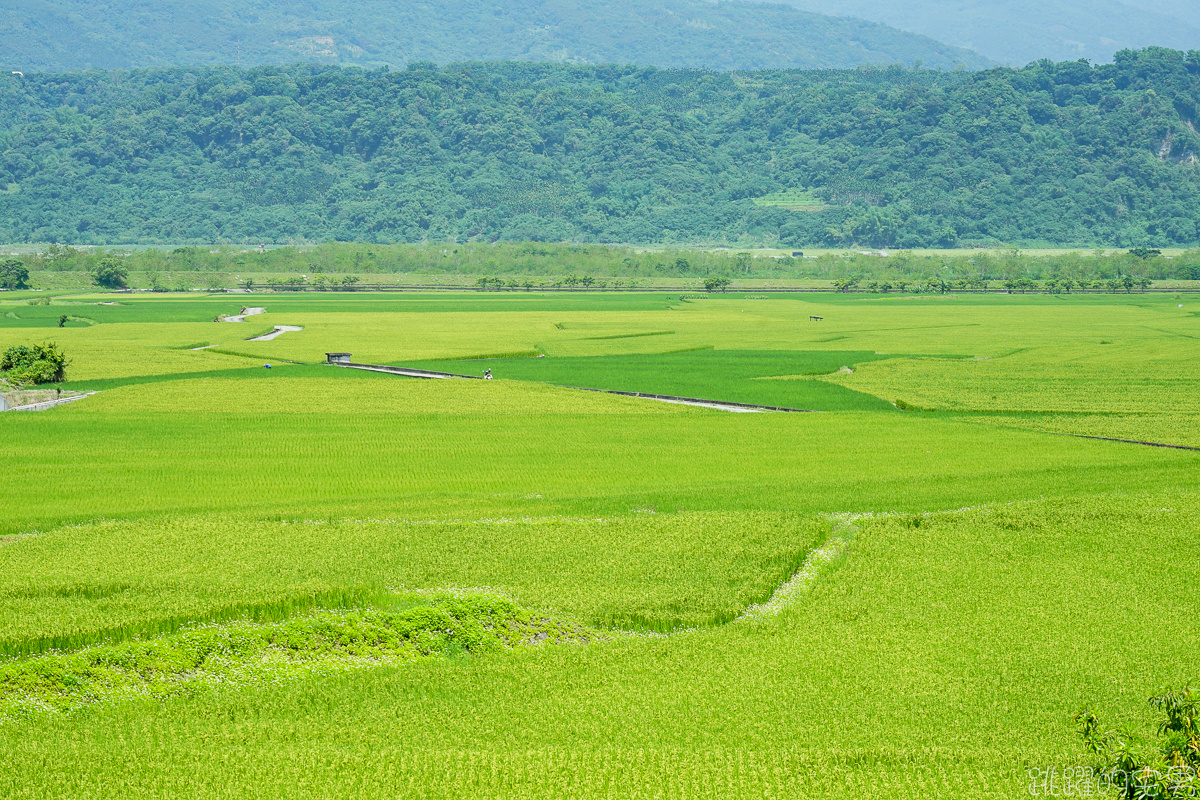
[484,369,492,380]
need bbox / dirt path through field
[640,396,764,412]
[224,307,265,322]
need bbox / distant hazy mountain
[769,0,1200,65]
[0,0,991,74]
[1117,0,1196,23]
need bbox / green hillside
[774,0,1200,65]
[0,49,1198,247]
[0,0,989,73]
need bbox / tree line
[7,242,1200,291]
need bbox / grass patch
[751,188,826,210]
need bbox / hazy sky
[770,0,1200,64]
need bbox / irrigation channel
[246,326,303,341]
[0,392,96,412]
[330,361,817,414]
[210,307,304,343]
[223,307,265,322]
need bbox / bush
[0,259,29,290]
[1076,685,1199,798]
[0,343,68,386]
[91,258,128,289]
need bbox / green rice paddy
[401,349,900,409]
[0,289,1196,798]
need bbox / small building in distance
[326,353,352,364]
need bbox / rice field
[401,349,901,410]
[0,289,1196,798]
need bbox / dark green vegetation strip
[0,299,246,326]
[0,315,93,329]
[402,350,900,411]
[58,363,392,391]
[582,330,675,341]
[0,585,405,659]
[0,592,589,716]
[0,50,1196,247]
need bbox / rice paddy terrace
[0,288,1196,798]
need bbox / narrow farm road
[247,326,303,342]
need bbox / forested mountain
[0,49,1198,248]
[771,0,1200,65]
[0,0,989,73]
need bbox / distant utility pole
[237,38,241,68]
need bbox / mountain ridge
[0,0,992,73]
[767,0,1200,65]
